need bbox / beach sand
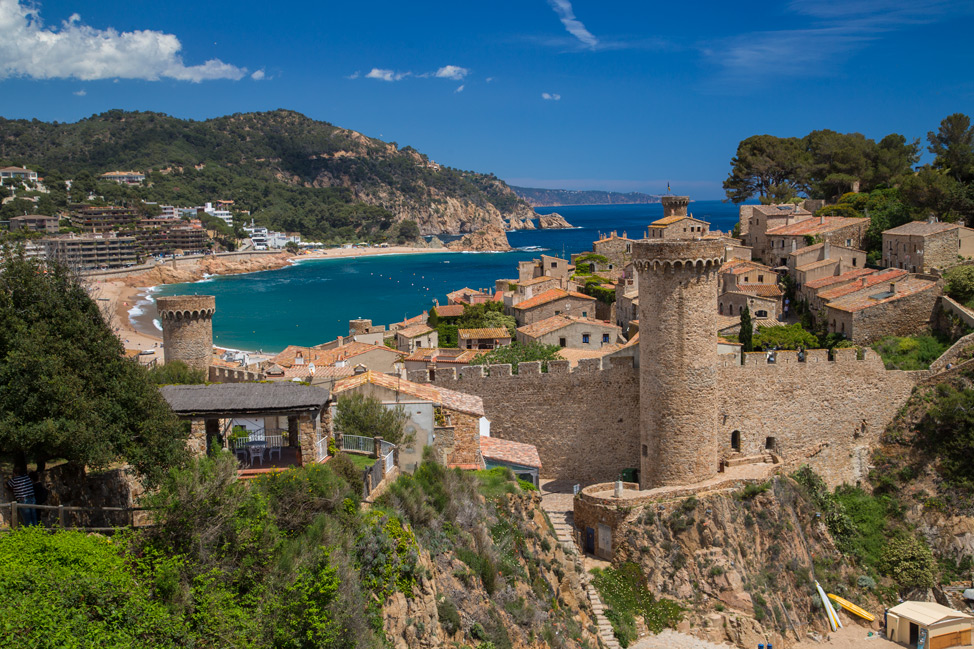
[87,278,164,354]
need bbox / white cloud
[365,68,410,81]
[485,77,494,83]
[0,0,247,82]
[547,0,598,49]
[455,84,464,93]
[541,92,561,101]
[346,71,361,79]
[251,69,265,80]
[73,88,85,96]
[435,65,468,81]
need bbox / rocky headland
[538,212,574,229]
[446,224,513,251]
[119,252,293,287]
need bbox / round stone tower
[661,195,690,218]
[633,240,724,489]
[156,295,216,372]
[349,319,374,337]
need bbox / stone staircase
[541,487,621,649]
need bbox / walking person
[6,465,38,526]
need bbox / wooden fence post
[58,505,66,528]
[10,502,17,529]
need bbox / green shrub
[872,334,950,370]
[591,562,683,638]
[879,535,937,590]
[437,596,461,634]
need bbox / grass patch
[872,334,950,370]
[474,467,524,499]
[590,562,683,647]
[345,453,377,471]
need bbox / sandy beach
[85,244,452,357]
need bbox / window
[582,311,588,318]
[554,310,560,315]
[550,261,557,268]
[853,258,857,266]
[731,430,741,452]
[757,275,764,283]
[582,334,591,344]
[846,239,852,246]
[626,244,631,253]
[602,333,610,343]
[756,310,768,318]
[416,341,422,348]
[559,337,566,347]
[729,304,734,315]
[765,436,776,451]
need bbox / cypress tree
[739,305,754,353]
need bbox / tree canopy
[469,341,562,373]
[334,392,409,445]
[0,251,187,482]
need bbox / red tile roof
[405,348,484,364]
[517,314,619,338]
[397,324,434,338]
[479,436,542,469]
[804,268,875,290]
[735,284,783,297]
[513,288,595,311]
[766,216,868,237]
[884,221,961,236]
[271,342,402,368]
[433,304,465,317]
[458,328,511,340]
[817,268,908,301]
[827,277,938,313]
[332,370,484,416]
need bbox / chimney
[824,241,831,258]
[337,335,344,347]
[791,239,797,252]
[820,214,825,225]
[890,282,896,295]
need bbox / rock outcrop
[121,252,292,287]
[446,225,512,251]
[538,212,573,229]
[506,214,536,230]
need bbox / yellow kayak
[828,593,876,622]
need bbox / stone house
[590,231,635,268]
[511,288,597,326]
[267,342,405,379]
[446,287,493,305]
[739,203,813,262]
[882,219,974,273]
[403,348,484,375]
[718,259,776,293]
[825,275,940,344]
[160,383,332,470]
[479,436,542,487]
[430,303,465,320]
[395,324,438,353]
[458,327,512,350]
[806,268,908,317]
[505,275,561,308]
[719,284,783,320]
[516,314,623,349]
[517,254,573,284]
[645,214,710,240]
[330,370,488,473]
[765,216,869,267]
[787,242,867,291]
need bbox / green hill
[0,109,534,243]
[510,185,661,207]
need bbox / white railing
[384,449,395,473]
[379,440,395,458]
[341,435,375,454]
[229,430,285,451]
[316,436,328,462]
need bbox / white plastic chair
[248,445,264,466]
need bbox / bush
[591,562,683,639]
[437,597,461,634]
[879,535,937,590]
[334,392,410,445]
[944,265,974,305]
[328,452,365,493]
[872,334,950,370]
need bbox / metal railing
[341,435,375,454]
[316,435,329,462]
[1,501,152,532]
[229,429,286,451]
[384,448,395,474]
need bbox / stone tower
[157,295,216,372]
[633,239,724,489]
[661,195,690,218]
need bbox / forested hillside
[0,109,535,243]
[511,186,660,206]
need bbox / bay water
[150,201,741,352]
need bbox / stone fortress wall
[157,295,215,372]
[409,350,921,488]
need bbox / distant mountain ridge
[0,109,535,243]
[510,186,661,207]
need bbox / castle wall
[414,359,640,485]
[717,348,920,486]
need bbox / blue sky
[0,0,971,198]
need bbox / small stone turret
[661,195,690,218]
[157,295,215,372]
[349,319,374,336]
[633,239,724,489]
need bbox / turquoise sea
[149,201,742,352]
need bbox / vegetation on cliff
[0,452,597,649]
[0,109,532,243]
[511,186,661,207]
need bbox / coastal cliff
[447,224,512,251]
[538,212,573,229]
[120,252,292,287]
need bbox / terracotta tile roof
[391,312,427,328]
[332,370,484,416]
[555,345,624,367]
[804,268,875,290]
[750,204,811,216]
[817,268,908,301]
[271,342,402,368]
[795,258,839,272]
[405,348,484,364]
[458,328,511,339]
[884,220,961,236]
[0,166,33,173]
[788,241,861,258]
[432,304,464,317]
[827,277,938,313]
[735,284,783,297]
[397,324,434,338]
[649,215,708,228]
[720,259,772,275]
[517,314,619,338]
[446,287,484,302]
[519,276,559,287]
[766,217,868,237]
[513,288,596,311]
[480,436,542,469]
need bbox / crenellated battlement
[721,347,886,369]
[632,240,725,274]
[407,355,637,385]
